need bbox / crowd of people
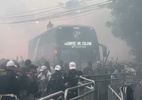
[0,59,83,100]
[0,58,141,100]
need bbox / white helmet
[6,60,17,68]
[69,62,76,70]
[55,65,61,71]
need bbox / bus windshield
[57,26,98,49]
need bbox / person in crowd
[0,60,20,100]
[20,59,32,74]
[83,62,94,75]
[38,65,51,81]
[112,64,123,76]
[26,64,38,100]
[18,59,32,100]
[25,59,32,67]
[46,65,64,99]
[111,64,124,84]
[38,66,51,97]
[94,61,103,74]
[18,56,25,67]
[47,21,54,29]
[0,59,9,69]
[124,64,136,74]
[64,62,83,99]
[19,66,30,100]
[136,63,142,79]
[44,61,55,74]
[120,84,135,100]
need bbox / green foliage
[107,0,142,62]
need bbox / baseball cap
[40,66,47,72]
[69,62,76,70]
[55,65,61,71]
[6,60,17,67]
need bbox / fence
[64,76,95,100]
[0,94,19,100]
[107,73,140,100]
[82,73,136,100]
[38,91,64,100]
[38,73,139,100]
[38,75,95,100]
[108,84,122,100]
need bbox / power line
[52,6,108,22]
[1,0,109,19]
[0,8,108,24]
[39,1,110,20]
[0,1,111,24]
[0,0,102,17]
[0,5,62,18]
[0,2,64,17]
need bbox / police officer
[0,60,20,100]
[46,65,64,99]
[64,62,83,99]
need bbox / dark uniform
[64,69,83,100]
[46,71,64,99]
[0,69,20,100]
[27,65,38,100]
[19,67,30,100]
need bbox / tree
[107,0,142,62]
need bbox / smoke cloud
[0,0,133,62]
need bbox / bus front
[56,25,100,68]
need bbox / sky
[0,0,133,61]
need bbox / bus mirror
[102,46,107,57]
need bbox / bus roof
[29,25,95,42]
[53,25,94,28]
